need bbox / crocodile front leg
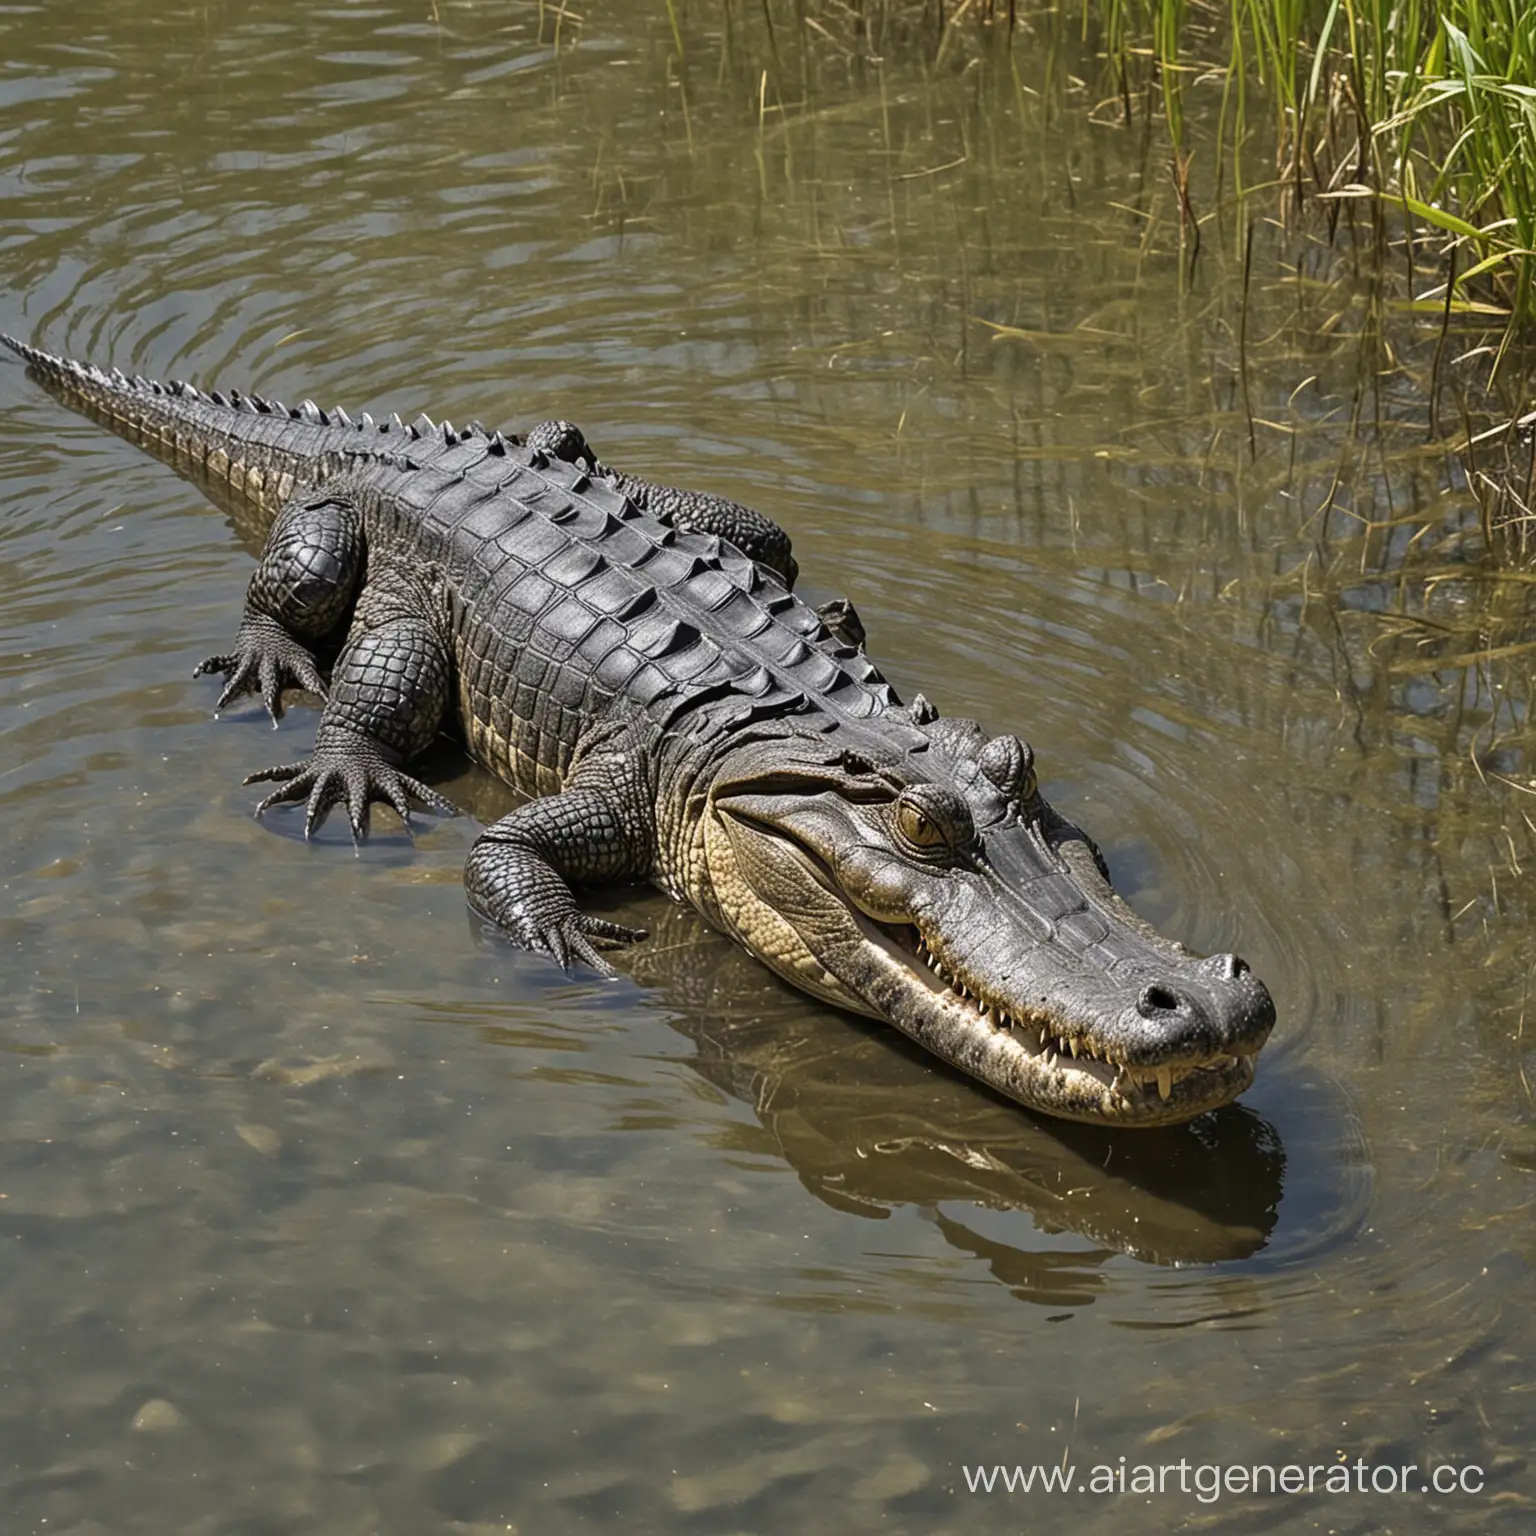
[244,564,458,839]
[464,721,654,973]
[814,597,866,649]
[523,419,800,587]
[523,421,873,642]
[195,482,365,723]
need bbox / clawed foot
[245,727,458,840]
[195,614,328,725]
[504,910,648,976]
[816,597,866,650]
[464,837,646,976]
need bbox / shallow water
[1,2,1533,1531]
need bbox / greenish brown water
[1,2,1533,1531]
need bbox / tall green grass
[1104,1,1536,356]
[700,0,1536,351]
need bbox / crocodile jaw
[704,806,1274,1128]
[847,915,1263,1126]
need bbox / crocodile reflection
[470,876,1288,1295]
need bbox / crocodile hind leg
[243,562,459,839]
[522,419,800,588]
[465,722,654,973]
[195,481,366,723]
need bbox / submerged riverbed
[0,1,1532,1531]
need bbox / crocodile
[3,335,1276,1127]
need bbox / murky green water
[1,2,1533,1531]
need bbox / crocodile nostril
[1206,952,1251,982]
[1138,983,1181,1016]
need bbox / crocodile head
[697,712,1275,1127]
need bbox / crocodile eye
[896,800,946,850]
[893,789,973,856]
[980,733,1037,804]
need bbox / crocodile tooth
[1045,1050,1057,1070]
[1069,1037,1079,1058]
[1156,1066,1173,1100]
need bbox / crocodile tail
[2,334,426,537]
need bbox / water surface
[1,2,1532,1531]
